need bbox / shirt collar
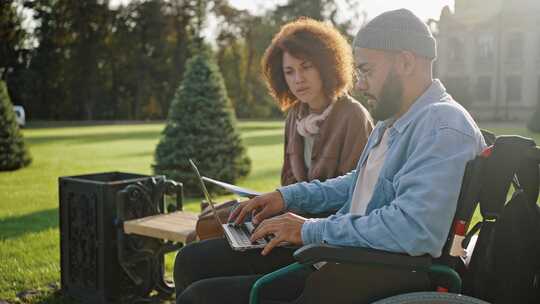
[382,79,446,134]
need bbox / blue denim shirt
[278,80,486,257]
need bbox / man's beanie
[353,9,437,59]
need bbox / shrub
[153,53,251,195]
[0,80,31,171]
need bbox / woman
[194,18,373,240]
[261,18,373,186]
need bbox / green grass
[0,120,538,303]
[0,121,284,303]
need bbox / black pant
[174,238,310,304]
[173,238,431,304]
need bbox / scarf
[296,103,334,137]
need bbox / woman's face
[282,52,326,109]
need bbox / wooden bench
[123,210,198,243]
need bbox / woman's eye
[284,70,293,75]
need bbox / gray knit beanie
[353,9,437,59]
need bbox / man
[174,9,486,304]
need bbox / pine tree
[154,52,251,195]
[0,81,31,171]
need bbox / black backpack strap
[478,136,537,219]
[515,151,540,206]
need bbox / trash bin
[59,172,183,303]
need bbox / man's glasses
[354,69,368,84]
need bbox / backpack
[462,136,540,303]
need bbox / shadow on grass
[26,121,164,129]
[243,134,283,147]
[120,151,155,158]
[238,124,283,132]
[26,130,162,146]
[17,289,174,304]
[0,208,58,240]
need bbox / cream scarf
[296,103,335,137]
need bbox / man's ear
[396,51,416,76]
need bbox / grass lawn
[0,120,539,303]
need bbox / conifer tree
[154,53,250,195]
[0,81,31,171]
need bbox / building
[436,0,540,121]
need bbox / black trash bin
[59,172,183,303]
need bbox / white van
[14,105,26,127]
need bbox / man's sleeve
[278,170,356,215]
[300,127,480,257]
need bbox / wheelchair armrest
[293,244,432,270]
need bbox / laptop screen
[188,159,224,227]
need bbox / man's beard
[369,68,403,121]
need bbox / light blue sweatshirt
[278,79,486,258]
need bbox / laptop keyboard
[228,223,265,246]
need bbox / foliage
[6,0,206,120]
[213,0,363,119]
[153,53,251,195]
[0,0,28,80]
[2,0,364,120]
[0,80,31,171]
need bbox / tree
[0,80,31,171]
[0,0,28,80]
[153,52,251,195]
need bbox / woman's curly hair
[261,18,354,111]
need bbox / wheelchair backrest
[439,134,540,264]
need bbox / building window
[449,37,465,62]
[537,77,540,105]
[475,76,491,101]
[476,34,494,63]
[538,35,540,58]
[506,32,523,61]
[506,76,522,102]
[446,76,471,108]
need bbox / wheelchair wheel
[371,292,490,304]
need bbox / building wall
[436,0,540,121]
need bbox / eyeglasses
[354,68,368,84]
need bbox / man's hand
[251,212,306,255]
[229,191,286,225]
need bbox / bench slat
[123,211,198,243]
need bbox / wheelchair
[249,133,540,304]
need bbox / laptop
[189,159,270,251]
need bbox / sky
[110,0,455,20]
[109,0,455,30]
[106,0,456,43]
[228,0,455,21]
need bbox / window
[446,76,471,107]
[506,76,522,102]
[506,32,523,61]
[476,34,494,63]
[475,76,492,101]
[538,77,540,105]
[538,35,540,58]
[449,37,465,62]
